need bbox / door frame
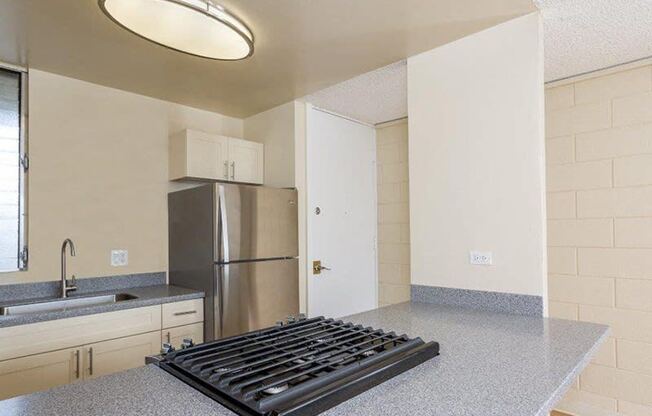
[304,104,378,317]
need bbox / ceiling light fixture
[98,0,254,60]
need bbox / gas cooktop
[156,316,439,416]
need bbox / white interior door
[306,107,377,318]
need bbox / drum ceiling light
[98,0,254,60]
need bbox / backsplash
[411,285,543,316]
[0,272,165,303]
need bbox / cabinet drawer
[0,305,162,361]
[162,322,204,349]
[162,299,204,328]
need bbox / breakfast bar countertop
[0,301,608,416]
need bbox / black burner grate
[157,316,439,416]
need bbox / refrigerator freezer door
[216,184,298,262]
[218,258,299,338]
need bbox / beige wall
[243,102,296,188]
[547,63,652,415]
[244,100,309,313]
[1,69,242,285]
[376,120,411,306]
[407,12,547,297]
[294,101,308,314]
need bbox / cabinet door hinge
[19,246,28,268]
[20,153,29,171]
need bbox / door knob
[312,260,331,275]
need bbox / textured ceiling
[535,0,652,82]
[306,61,407,125]
[309,0,652,124]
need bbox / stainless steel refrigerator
[168,183,299,341]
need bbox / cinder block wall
[546,63,652,414]
[376,120,411,306]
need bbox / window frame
[0,63,28,272]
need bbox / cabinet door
[162,322,204,350]
[184,130,229,181]
[0,348,80,400]
[83,331,160,380]
[227,137,264,184]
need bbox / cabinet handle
[224,161,229,178]
[230,162,235,180]
[173,310,197,316]
[74,349,80,379]
[88,347,94,376]
[166,331,171,344]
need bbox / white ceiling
[535,0,652,82]
[306,61,407,126]
[0,0,534,118]
[310,0,652,124]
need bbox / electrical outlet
[469,251,492,266]
[111,250,128,267]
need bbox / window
[0,67,27,272]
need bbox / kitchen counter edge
[0,285,205,328]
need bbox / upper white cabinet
[169,130,229,181]
[227,137,264,184]
[170,129,263,184]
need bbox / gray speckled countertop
[0,285,204,328]
[0,302,608,416]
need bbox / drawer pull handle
[173,310,197,316]
[89,347,94,376]
[74,349,80,379]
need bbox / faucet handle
[68,275,78,292]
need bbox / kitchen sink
[0,293,138,316]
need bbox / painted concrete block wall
[407,13,547,297]
[547,63,652,415]
[376,120,410,306]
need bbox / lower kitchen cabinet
[163,322,204,349]
[0,348,80,400]
[0,299,205,400]
[0,331,162,400]
[83,331,161,380]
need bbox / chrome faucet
[61,238,77,298]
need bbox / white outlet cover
[469,251,492,266]
[111,250,128,267]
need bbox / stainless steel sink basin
[0,293,138,316]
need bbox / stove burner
[262,383,289,395]
[157,316,439,416]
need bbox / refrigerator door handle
[221,264,230,336]
[214,264,225,339]
[216,185,230,338]
[218,185,230,263]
